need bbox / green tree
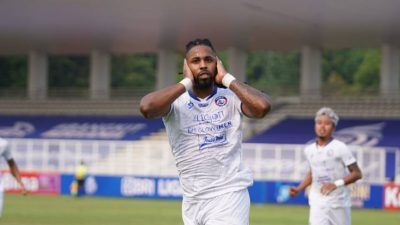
[322,48,380,95]
[0,56,27,88]
[354,49,380,90]
[322,49,366,84]
[111,54,156,89]
[48,56,89,87]
[246,51,300,95]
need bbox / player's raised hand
[215,57,227,85]
[183,59,194,81]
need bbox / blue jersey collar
[188,85,218,101]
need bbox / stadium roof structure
[1,0,400,54]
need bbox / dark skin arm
[289,170,312,197]
[140,59,192,119]
[140,57,271,119]
[7,159,28,195]
[229,81,271,118]
[215,58,271,118]
[140,84,185,119]
[320,162,362,195]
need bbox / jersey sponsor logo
[199,132,227,149]
[316,175,332,184]
[187,121,232,134]
[215,96,228,106]
[198,103,209,107]
[193,111,224,123]
[187,101,194,110]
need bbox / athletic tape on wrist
[334,179,345,187]
[222,73,236,88]
[179,78,193,91]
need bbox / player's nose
[199,60,207,69]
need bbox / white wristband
[222,73,236,88]
[334,179,345,187]
[179,78,193,91]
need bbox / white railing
[2,138,397,184]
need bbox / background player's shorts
[309,205,351,225]
[182,189,250,225]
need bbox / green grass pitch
[1,194,399,225]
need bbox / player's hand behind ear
[215,57,227,85]
[183,59,194,81]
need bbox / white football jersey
[163,87,253,200]
[304,139,356,207]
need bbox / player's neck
[192,85,215,99]
[316,136,333,146]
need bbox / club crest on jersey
[215,96,228,106]
[187,101,194,110]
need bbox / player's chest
[308,148,339,168]
[180,99,233,124]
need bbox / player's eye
[204,57,214,63]
[190,58,200,64]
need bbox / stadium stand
[1,95,399,140]
[0,114,164,140]
[247,96,400,138]
[0,99,142,116]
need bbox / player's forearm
[229,80,271,118]
[8,160,25,189]
[298,171,312,190]
[140,84,185,119]
[343,163,363,185]
[13,170,25,188]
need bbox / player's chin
[196,78,213,89]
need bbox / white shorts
[309,205,351,225]
[182,189,250,225]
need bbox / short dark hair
[185,38,215,54]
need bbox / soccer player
[0,137,27,217]
[140,38,271,225]
[289,107,362,225]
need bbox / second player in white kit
[289,107,363,225]
[140,38,271,225]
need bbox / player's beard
[194,74,214,90]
